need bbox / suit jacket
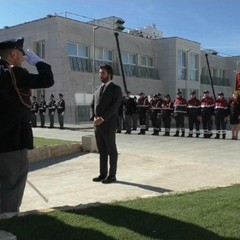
[91,82,122,129]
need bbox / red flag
[235,71,240,91]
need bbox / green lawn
[0,185,239,240]
[34,137,78,147]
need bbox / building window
[67,43,89,58]
[104,49,113,62]
[68,43,77,56]
[148,57,153,67]
[95,48,113,62]
[141,56,147,66]
[141,56,153,67]
[79,45,89,58]
[189,53,199,81]
[35,41,45,58]
[178,50,186,80]
[121,51,137,65]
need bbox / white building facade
[0,15,239,124]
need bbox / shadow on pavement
[29,153,89,172]
[116,180,172,194]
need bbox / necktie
[100,85,105,96]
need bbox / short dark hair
[99,64,113,80]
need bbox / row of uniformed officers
[117,90,240,140]
[30,93,65,129]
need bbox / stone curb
[28,143,82,163]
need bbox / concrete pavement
[20,124,240,213]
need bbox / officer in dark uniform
[116,97,124,133]
[137,92,150,135]
[214,92,228,139]
[57,93,65,129]
[161,94,174,136]
[132,96,138,131]
[39,94,47,127]
[47,94,56,128]
[187,91,201,137]
[30,96,39,127]
[122,91,134,134]
[0,37,54,213]
[201,90,215,138]
[150,94,162,135]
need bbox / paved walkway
[20,124,240,213]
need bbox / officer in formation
[116,98,124,133]
[214,92,228,139]
[149,94,162,135]
[161,94,174,136]
[122,91,135,134]
[31,93,65,129]
[229,91,240,140]
[137,92,150,135]
[47,94,56,128]
[39,94,47,127]
[132,96,138,131]
[173,91,187,137]
[187,91,201,138]
[57,93,65,129]
[201,90,215,138]
[116,90,237,140]
[30,95,39,127]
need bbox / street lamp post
[92,26,100,93]
[185,48,191,98]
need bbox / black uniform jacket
[0,60,54,153]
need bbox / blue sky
[1,0,240,56]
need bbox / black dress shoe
[92,175,107,182]
[102,175,116,184]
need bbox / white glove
[24,49,42,65]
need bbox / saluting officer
[161,94,174,136]
[187,91,201,137]
[47,94,56,128]
[30,95,39,127]
[137,92,150,135]
[201,90,215,138]
[39,94,47,127]
[0,37,54,213]
[214,92,228,139]
[173,91,187,137]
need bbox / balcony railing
[200,75,230,86]
[69,57,160,80]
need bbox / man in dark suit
[91,64,122,184]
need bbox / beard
[101,77,109,84]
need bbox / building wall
[1,15,239,124]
